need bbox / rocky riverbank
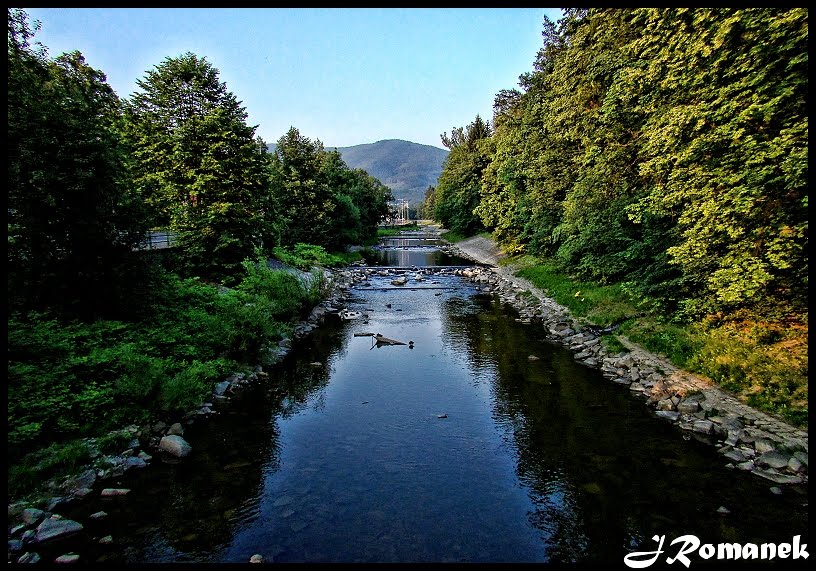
[442,230,808,491]
[6,264,361,564]
[7,231,807,563]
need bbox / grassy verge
[377,222,420,237]
[510,255,808,427]
[439,230,468,243]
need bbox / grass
[377,222,420,237]
[509,254,808,427]
[8,439,92,500]
[512,255,639,326]
[439,230,468,243]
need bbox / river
[60,227,807,565]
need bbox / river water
[64,229,807,565]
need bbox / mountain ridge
[267,139,448,206]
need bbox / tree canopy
[8,8,151,319]
[124,52,271,283]
[429,8,808,321]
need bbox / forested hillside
[270,139,448,207]
[424,8,808,424]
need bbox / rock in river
[159,435,192,458]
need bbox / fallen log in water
[372,333,406,346]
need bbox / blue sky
[22,8,562,150]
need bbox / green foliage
[514,259,599,318]
[7,8,151,319]
[8,439,92,500]
[272,243,348,270]
[436,7,807,418]
[625,8,808,319]
[417,185,437,220]
[620,320,702,367]
[268,128,335,247]
[465,8,807,321]
[160,359,233,413]
[439,230,469,244]
[95,430,134,455]
[124,52,271,284]
[434,116,492,236]
[269,129,393,250]
[8,255,324,483]
[378,223,420,237]
[686,316,808,426]
[600,334,628,355]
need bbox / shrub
[160,359,233,413]
[272,243,348,269]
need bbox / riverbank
[432,226,808,489]
[6,263,363,563]
[7,227,807,563]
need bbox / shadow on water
[60,344,342,564]
[440,293,809,566]
[62,229,807,565]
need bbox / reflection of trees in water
[439,293,809,563]
[113,321,352,562]
[109,384,282,562]
[362,247,472,267]
[272,320,350,418]
[438,294,663,562]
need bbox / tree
[434,115,493,236]
[268,127,336,247]
[124,52,269,283]
[8,8,150,318]
[418,185,437,220]
[626,8,808,317]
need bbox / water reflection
[363,232,472,267]
[364,247,472,267]
[65,229,806,564]
[440,292,808,564]
[59,343,339,564]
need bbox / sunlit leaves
[125,52,269,283]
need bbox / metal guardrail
[144,231,177,250]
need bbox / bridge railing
[143,230,177,250]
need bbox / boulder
[166,423,184,437]
[33,516,83,544]
[159,435,192,458]
[100,488,130,497]
[21,508,46,526]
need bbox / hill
[267,139,448,207]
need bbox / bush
[272,243,348,269]
[687,318,808,426]
[215,290,288,360]
[160,359,233,413]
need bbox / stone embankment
[444,231,807,490]
[7,231,807,562]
